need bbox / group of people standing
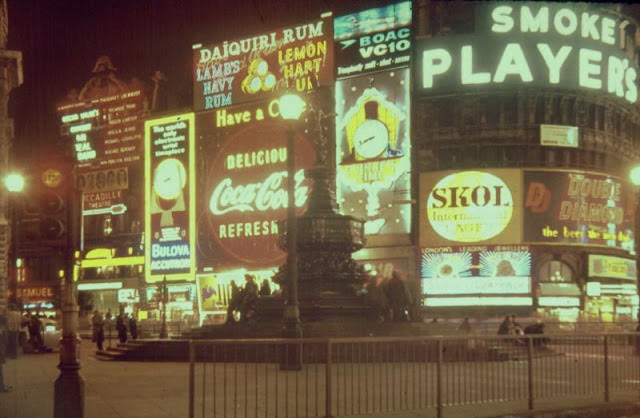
[226,274,262,323]
[363,270,415,322]
[91,310,137,351]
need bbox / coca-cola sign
[199,117,316,269]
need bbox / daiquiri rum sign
[193,14,333,111]
[196,101,316,269]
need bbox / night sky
[6,0,377,159]
[6,1,640,161]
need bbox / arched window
[538,260,573,283]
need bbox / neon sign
[336,69,411,236]
[523,170,634,250]
[57,89,145,169]
[193,15,333,111]
[197,109,316,269]
[145,113,196,282]
[417,3,638,104]
[421,245,532,299]
[334,1,412,77]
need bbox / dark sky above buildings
[6,1,640,161]
[6,0,376,159]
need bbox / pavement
[1,340,640,418]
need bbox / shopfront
[78,247,145,316]
[585,255,638,322]
[17,283,58,316]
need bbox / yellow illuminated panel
[419,169,523,246]
[145,113,196,283]
[81,256,145,268]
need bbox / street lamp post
[54,169,84,418]
[159,276,168,339]
[3,173,24,307]
[279,93,306,371]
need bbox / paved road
[0,340,638,418]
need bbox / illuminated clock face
[353,119,389,160]
[153,158,186,201]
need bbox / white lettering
[579,48,602,89]
[461,45,491,84]
[493,43,533,83]
[422,49,452,88]
[209,169,309,215]
[491,6,514,33]
[537,44,572,84]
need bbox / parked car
[41,318,61,351]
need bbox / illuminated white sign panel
[423,276,530,295]
[425,296,532,307]
[417,3,638,104]
[421,246,532,302]
[588,254,636,281]
[540,124,578,148]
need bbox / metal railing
[187,333,640,418]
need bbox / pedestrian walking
[28,313,44,352]
[458,317,472,334]
[116,314,127,343]
[0,314,11,392]
[91,310,105,351]
[129,314,138,340]
[385,270,412,321]
[6,304,21,358]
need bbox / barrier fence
[187,333,640,418]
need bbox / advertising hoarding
[540,125,579,148]
[419,169,523,246]
[196,101,316,270]
[57,88,145,169]
[336,68,411,236]
[334,1,411,78]
[416,3,638,104]
[588,255,636,281]
[193,15,334,111]
[421,245,532,296]
[144,113,196,282]
[523,170,635,251]
[197,275,223,312]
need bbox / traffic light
[17,163,70,251]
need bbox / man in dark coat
[116,314,127,343]
[0,314,11,392]
[129,315,138,340]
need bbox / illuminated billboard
[523,170,635,251]
[336,68,411,236]
[588,255,636,281]
[196,101,316,270]
[57,88,145,169]
[416,3,638,104]
[421,245,532,297]
[334,1,411,78]
[144,113,196,282]
[193,15,333,111]
[419,169,523,246]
